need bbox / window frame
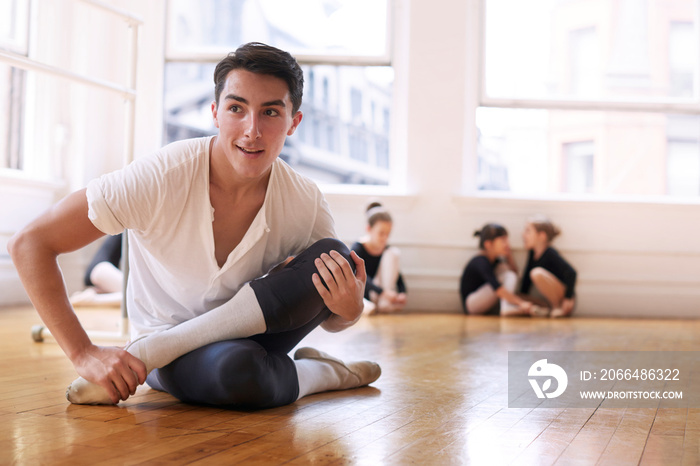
[473,0,700,202]
[478,0,700,115]
[0,0,141,182]
[164,1,393,67]
[162,0,398,189]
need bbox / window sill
[454,190,700,209]
[319,183,419,213]
[0,169,65,191]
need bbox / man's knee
[302,238,353,270]
[213,345,297,408]
[162,341,297,409]
[252,238,353,333]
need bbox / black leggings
[145,238,354,410]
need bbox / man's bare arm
[7,189,146,402]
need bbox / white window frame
[0,0,30,55]
[164,1,393,67]
[468,0,700,204]
[162,0,401,191]
[477,0,700,115]
[0,0,141,183]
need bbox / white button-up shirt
[86,136,336,337]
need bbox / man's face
[212,68,302,180]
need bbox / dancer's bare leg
[465,283,499,315]
[529,267,568,316]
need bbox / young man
[8,42,380,408]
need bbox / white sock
[295,359,326,399]
[294,347,381,400]
[296,359,357,399]
[66,283,267,404]
[129,283,266,371]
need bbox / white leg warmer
[66,283,267,404]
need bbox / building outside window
[164,0,393,186]
[478,0,700,199]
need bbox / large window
[479,0,700,198]
[164,0,393,186]
[0,0,138,182]
[0,0,29,171]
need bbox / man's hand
[312,250,366,322]
[72,344,147,404]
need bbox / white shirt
[86,136,336,337]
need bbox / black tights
[146,238,353,409]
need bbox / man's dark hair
[213,42,304,114]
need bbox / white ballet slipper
[294,347,381,390]
[66,336,149,405]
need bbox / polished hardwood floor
[1,305,699,465]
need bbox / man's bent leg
[147,340,300,409]
[147,308,379,408]
[250,238,355,333]
[147,308,332,408]
[67,239,352,405]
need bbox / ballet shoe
[65,336,149,405]
[294,347,381,389]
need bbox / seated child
[351,202,407,314]
[520,216,577,318]
[460,223,537,316]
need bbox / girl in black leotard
[351,202,406,314]
[460,223,538,316]
[520,216,577,318]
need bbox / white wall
[324,0,700,318]
[2,0,699,317]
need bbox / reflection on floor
[1,306,698,465]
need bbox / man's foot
[66,336,149,405]
[294,347,381,390]
[65,376,114,405]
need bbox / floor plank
[2,305,699,465]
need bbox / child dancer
[460,223,535,316]
[520,216,577,318]
[351,202,407,314]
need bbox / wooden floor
[1,306,699,465]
